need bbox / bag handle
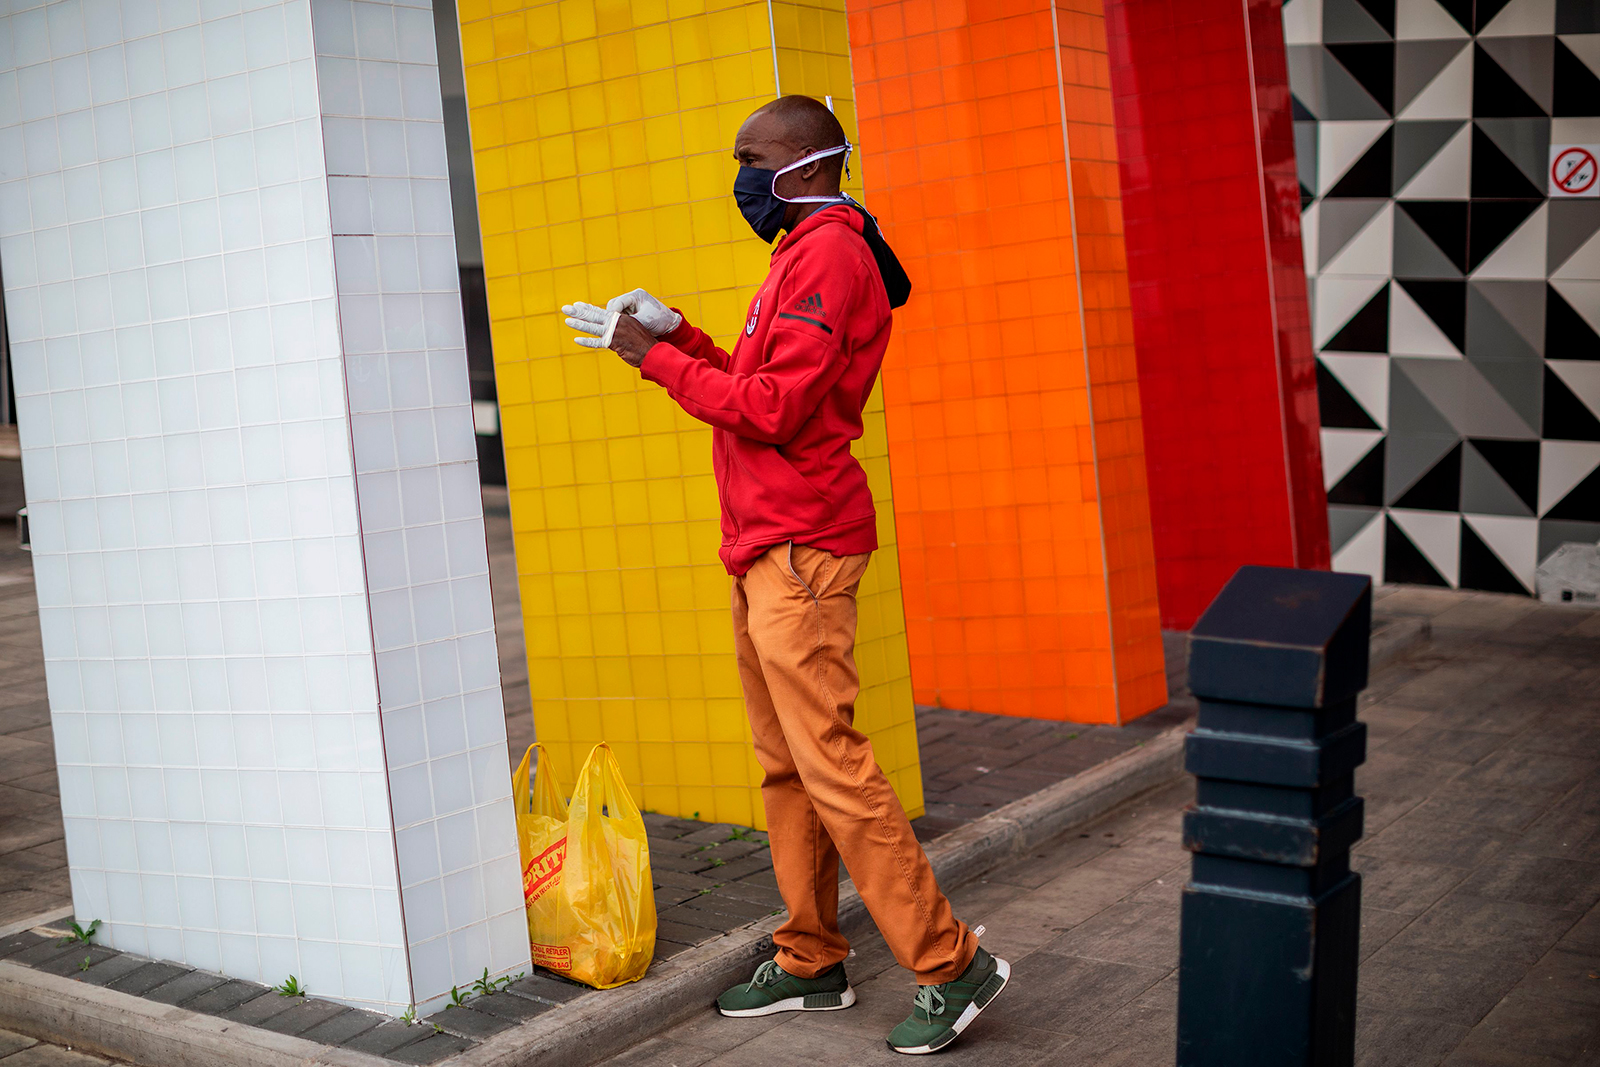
[571,743,641,823]
[521,743,569,820]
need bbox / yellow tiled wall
[456,0,920,827]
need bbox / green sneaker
[886,946,1010,1055]
[716,960,856,1018]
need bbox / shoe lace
[747,960,785,992]
[913,983,946,1021]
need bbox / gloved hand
[605,288,682,336]
[562,301,619,349]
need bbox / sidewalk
[611,588,1600,1067]
[0,498,1428,1065]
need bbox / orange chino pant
[732,542,976,985]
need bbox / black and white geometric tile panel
[1285,0,1600,595]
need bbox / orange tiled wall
[846,0,1166,723]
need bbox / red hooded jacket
[639,205,890,575]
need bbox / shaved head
[756,96,847,159]
[734,95,848,186]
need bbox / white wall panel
[0,0,526,1015]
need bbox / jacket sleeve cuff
[660,311,695,347]
[640,341,693,390]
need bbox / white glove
[562,301,619,349]
[605,288,681,336]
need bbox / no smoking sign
[1550,144,1599,197]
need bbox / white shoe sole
[718,985,857,1017]
[890,956,1011,1055]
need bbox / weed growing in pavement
[471,967,519,997]
[440,968,528,1013]
[707,857,726,868]
[272,975,307,997]
[725,827,760,843]
[78,956,91,972]
[401,1006,417,1025]
[57,919,100,947]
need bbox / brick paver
[610,589,1600,1067]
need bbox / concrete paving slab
[597,1036,717,1067]
[1353,1009,1468,1067]
[429,1005,515,1041]
[502,973,589,1005]
[1351,854,1471,915]
[1562,904,1600,952]
[1447,988,1600,1062]
[340,1021,434,1058]
[71,953,147,989]
[1386,891,1576,966]
[1456,851,1600,911]
[386,1032,473,1065]
[995,954,1166,1037]
[457,991,551,1024]
[144,971,229,1007]
[0,1045,114,1065]
[182,980,276,1016]
[218,991,300,1028]
[1359,943,1525,1025]
[1359,813,1515,869]
[1411,782,1563,832]
[0,1029,37,1057]
[31,947,115,979]
[1516,946,1600,1008]
[257,999,361,1038]
[104,962,189,997]
[1040,900,1180,971]
[296,1009,384,1047]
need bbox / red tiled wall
[1104,0,1330,629]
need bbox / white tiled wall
[0,0,526,1015]
[312,0,525,1008]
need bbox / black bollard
[1176,565,1372,1067]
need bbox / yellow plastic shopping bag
[512,743,570,970]
[512,742,656,989]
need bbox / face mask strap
[770,142,853,205]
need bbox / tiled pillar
[1284,0,1600,594]
[455,1,921,826]
[845,0,1168,723]
[0,0,527,1014]
[1102,0,1330,631]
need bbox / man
[563,95,1007,1055]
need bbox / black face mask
[732,144,852,243]
[733,165,789,243]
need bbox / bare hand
[608,314,657,368]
